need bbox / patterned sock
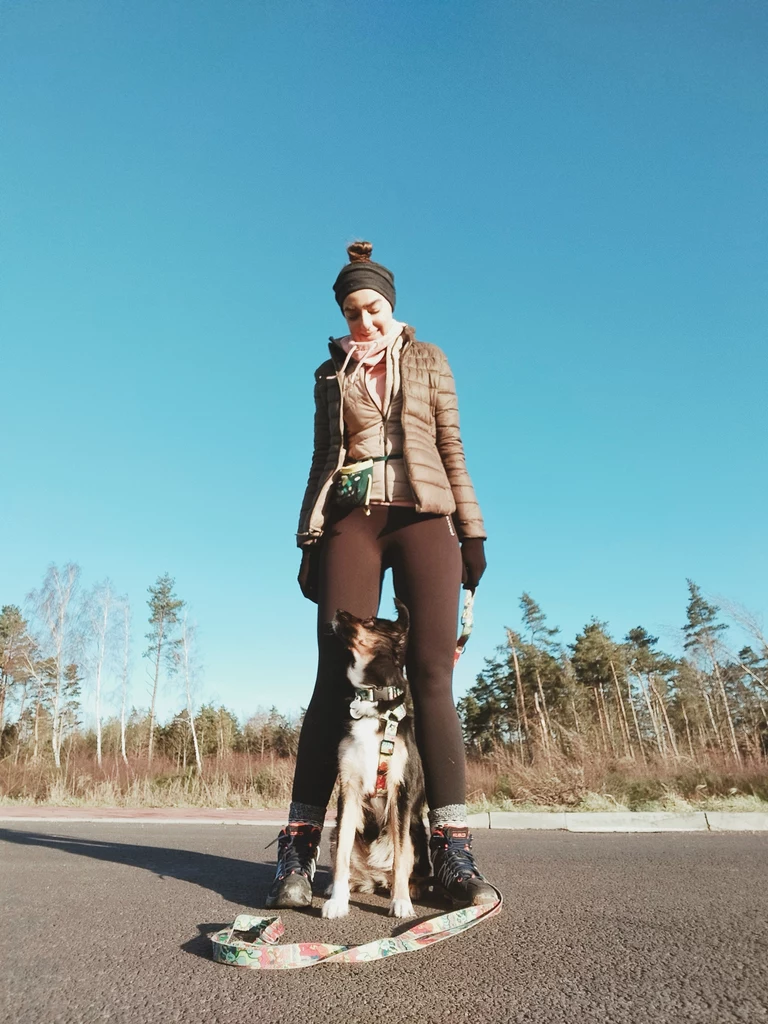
[288,801,326,829]
[429,804,468,831]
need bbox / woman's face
[342,289,394,344]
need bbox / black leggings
[292,505,466,812]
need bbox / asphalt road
[1,824,767,1024]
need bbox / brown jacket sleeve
[434,348,487,540]
[296,374,331,546]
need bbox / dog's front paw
[322,898,350,919]
[388,898,416,919]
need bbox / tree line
[458,584,768,766]
[1,564,766,776]
[0,564,302,772]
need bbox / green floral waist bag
[334,454,403,515]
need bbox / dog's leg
[409,810,430,899]
[388,787,416,919]
[323,799,340,896]
[322,787,360,919]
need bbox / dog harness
[349,684,407,794]
[374,703,407,792]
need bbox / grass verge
[1,749,767,814]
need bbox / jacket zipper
[397,339,420,512]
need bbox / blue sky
[2,1,766,724]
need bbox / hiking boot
[265,823,321,908]
[430,825,498,906]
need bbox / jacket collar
[327,324,414,370]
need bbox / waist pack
[334,454,403,514]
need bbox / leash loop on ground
[211,888,502,969]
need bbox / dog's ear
[393,598,410,633]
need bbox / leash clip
[349,697,376,719]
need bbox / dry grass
[465,746,768,812]
[1,748,767,813]
[0,752,295,808]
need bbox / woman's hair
[333,240,396,310]
[346,240,373,263]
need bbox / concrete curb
[566,811,708,832]
[2,809,768,831]
[704,811,768,831]
[463,810,768,833]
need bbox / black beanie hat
[333,241,396,311]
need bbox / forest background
[1,565,766,811]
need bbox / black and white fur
[322,599,430,920]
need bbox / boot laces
[276,826,318,880]
[432,829,481,888]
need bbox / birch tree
[85,579,120,767]
[27,563,83,767]
[118,597,132,765]
[175,611,203,775]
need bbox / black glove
[298,546,320,603]
[460,538,487,591]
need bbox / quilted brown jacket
[296,325,486,546]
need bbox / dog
[321,598,430,920]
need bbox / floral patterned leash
[211,887,502,970]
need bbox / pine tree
[457,654,513,753]
[570,620,627,756]
[623,627,679,756]
[61,663,83,741]
[0,605,35,738]
[683,580,740,762]
[738,645,768,700]
[519,593,561,655]
[143,574,184,765]
[194,704,242,757]
[515,594,565,757]
[683,581,727,652]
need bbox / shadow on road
[0,826,281,907]
[182,922,232,962]
[1,827,454,941]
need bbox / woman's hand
[298,546,320,603]
[460,538,487,592]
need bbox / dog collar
[349,685,405,721]
[353,685,404,703]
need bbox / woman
[267,241,495,908]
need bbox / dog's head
[332,599,410,670]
